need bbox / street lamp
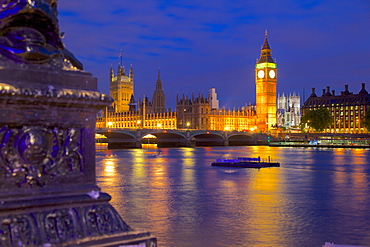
[186,122,190,130]
[107,122,113,128]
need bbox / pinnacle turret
[156,69,162,90]
[257,30,275,64]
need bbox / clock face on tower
[257,70,264,79]
[269,70,276,79]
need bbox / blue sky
[58,0,370,109]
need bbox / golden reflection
[146,155,172,240]
[248,168,285,244]
[332,149,346,173]
[241,146,285,244]
[177,148,198,229]
[208,146,287,244]
[348,149,368,195]
[220,180,238,195]
[182,148,195,162]
[142,144,158,149]
[101,156,119,192]
[248,145,280,163]
[332,149,368,220]
[104,160,116,175]
[181,148,195,186]
[132,149,147,179]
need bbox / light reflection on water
[96,146,370,247]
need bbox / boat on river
[211,157,280,168]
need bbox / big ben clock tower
[255,30,277,132]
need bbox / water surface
[96,146,370,247]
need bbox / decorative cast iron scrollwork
[0,125,83,188]
[83,204,131,237]
[0,214,37,246]
[0,204,131,245]
[45,208,81,243]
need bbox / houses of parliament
[97,32,278,133]
[97,31,370,134]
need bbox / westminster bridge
[96,128,270,148]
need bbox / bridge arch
[139,130,188,147]
[97,129,138,148]
[226,133,256,146]
[190,132,225,146]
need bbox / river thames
[96,145,370,247]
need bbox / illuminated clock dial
[257,70,264,79]
[269,70,276,79]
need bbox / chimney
[310,88,317,97]
[332,90,335,96]
[325,86,332,96]
[359,82,368,94]
[322,89,325,96]
[343,84,350,95]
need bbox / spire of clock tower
[258,30,275,64]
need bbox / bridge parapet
[97,128,261,148]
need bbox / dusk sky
[58,1,370,109]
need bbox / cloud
[57,0,370,108]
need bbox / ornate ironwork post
[0,1,156,246]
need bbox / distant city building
[209,88,219,110]
[277,92,301,129]
[109,64,134,112]
[302,83,370,133]
[209,106,256,132]
[176,92,256,131]
[98,67,176,129]
[147,69,166,114]
[96,108,176,130]
[98,33,277,133]
[255,30,277,132]
[176,93,211,130]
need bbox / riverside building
[97,32,278,133]
[302,83,370,133]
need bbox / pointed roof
[157,69,162,83]
[155,69,163,91]
[257,30,275,64]
[262,30,271,50]
[130,64,134,76]
[129,94,135,103]
[110,65,114,76]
